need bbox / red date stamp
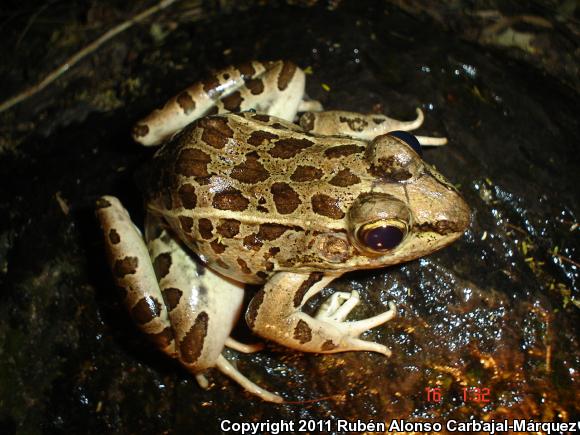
[425,387,491,403]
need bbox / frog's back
[145,113,372,283]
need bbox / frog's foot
[247,272,396,357]
[414,135,447,146]
[299,108,447,145]
[216,355,283,403]
[314,291,396,356]
[193,355,282,403]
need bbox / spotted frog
[96,60,470,402]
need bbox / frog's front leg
[96,196,282,402]
[299,109,447,146]
[246,272,396,355]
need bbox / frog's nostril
[388,131,422,156]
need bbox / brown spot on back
[247,130,279,146]
[198,218,213,239]
[222,91,243,112]
[153,253,172,279]
[293,319,312,344]
[246,289,265,329]
[213,189,249,211]
[271,122,290,130]
[293,272,323,307]
[243,234,263,251]
[329,169,361,187]
[311,194,345,219]
[178,183,197,209]
[268,137,314,159]
[216,219,241,238]
[252,113,271,122]
[257,223,292,240]
[237,258,252,274]
[238,62,256,78]
[321,340,337,351]
[271,182,301,214]
[148,326,173,349]
[230,152,269,183]
[114,256,138,278]
[200,117,234,149]
[180,312,209,363]
[268,247,281,257]
[131,297,161,324]
[108,229,121,244]
[291,165,323,182]
[162,287,183,311]
[176,92,196,115]
[176,148,211,177]
[324,144,365,158]
[277,61,297,91]
[179,216,194,233]
[246,78,264,95]
[210,239,226,254]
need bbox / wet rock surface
[0,1,578,433]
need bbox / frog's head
[336,132,470,269]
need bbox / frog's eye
[388,130,422,156]
[357,220,408,253]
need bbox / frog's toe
[315,291,360,322]
[343,301,397,336]
[225,337,264,354]
[216,355,283,403]
[342,338,392,357]
[195,373,210,389]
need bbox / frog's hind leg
[299,108,447,146]
[144,214,283,403]
[97,196,282,402]
[96,196,177,356]
[247,272,396,357]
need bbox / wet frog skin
[96,60,470,402]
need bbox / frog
[96,60,470,402]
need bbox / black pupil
[364,226,404,251]
[389,130,422,156]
